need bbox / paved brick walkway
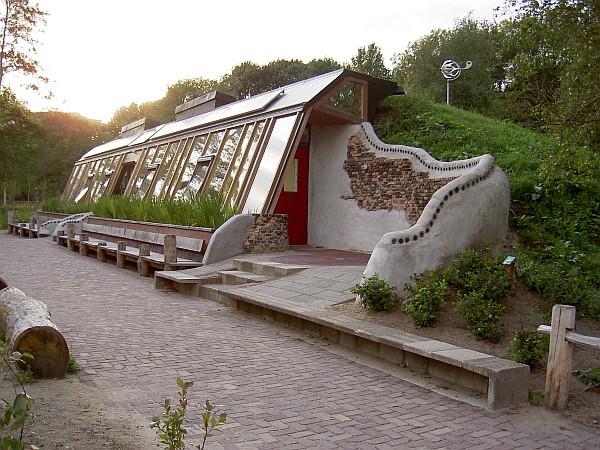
[1,233,599,449]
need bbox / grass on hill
[375,95,599,320]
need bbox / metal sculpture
[439,59,472,105]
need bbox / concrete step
[232,259,308,277]
[219,270,272,286]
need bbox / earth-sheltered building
[62,69,509,290]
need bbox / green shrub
[454,292,506,342]
[572,368,600,391]
[402,272,448,326]
[350,273,397,312]
[443,247,514,301]
[509,330,549,368]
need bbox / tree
[350,43,391,79]
[392,16,502,114]
[500,0,600,146]
[0,89,39,202]
[0,0,47,93]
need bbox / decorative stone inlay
[344,134,457,226]
[244,214,288,254]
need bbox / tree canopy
[0,0,47,93]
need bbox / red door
[274,146,309,245]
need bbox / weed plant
[572,368,600,391]
[151,377,227,450]
[0,331,34,449]
[509,330,549,368]
[350,273,397,312]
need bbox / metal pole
[447,80,450,106]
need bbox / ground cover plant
[375,95,599,320]
[39,192,236,229]
[350,273,397,312]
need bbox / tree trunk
[0,287,69,378]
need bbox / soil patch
[328,280,600,429]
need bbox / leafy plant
[350,273,397,312]
[0,332,35,449]
[402,272,447,326]
[509,330,549,368]
[151,378,227,450]
[151,377,191,449]
[572,368,600,392]
[67,356,80,374]
[199,400,227,450]
[454,292,506,342]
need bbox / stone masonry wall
[343,134,457,226]
[243,214,288,254]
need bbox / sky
[10,0,502,123]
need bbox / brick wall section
[243,214,289,253]
[344,134,458,226]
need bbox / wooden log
[117,241,126,269]
[0,277,7,290]
[164,235,177,271]
[544,304,576,412]
[138,244,150,277]
[0,287,69,378]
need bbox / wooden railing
[537,304,600,412]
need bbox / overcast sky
[10,0,502,122]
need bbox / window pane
[243,114,297,213]
[174,135,208,199]
[230,121,265,206]
[324,81,363,117]
[152,141,180,197]
[131,147,157,196]
[209,126,243,194]
[183,159,211,200]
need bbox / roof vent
[175,90,237,121]
[120,117,160,138]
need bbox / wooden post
[544,304,576,412]
[97,242,107,262]
[79,232,89,256]
[28,218,35,238]
[7,210,14,234]
[138,244,150,277]
[163,234,177,271]
[117,241,126,269]
[66,223,76,252]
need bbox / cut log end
[14,326,69,378]
[0,287,70,379]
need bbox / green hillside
[375,95,599,319]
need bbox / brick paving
[1,233,600,449]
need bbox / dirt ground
[0,375,157,449]
[329,280,600,430]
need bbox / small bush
[572,368,600,391]
[402,272,448,327]
[454,292,506,342]
[350,273,397,312]
[509,330,549,368]
[443,247,514,301]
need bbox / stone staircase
[154,258,308,298]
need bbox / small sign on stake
[502,256,516,278]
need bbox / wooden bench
[57,222,204,276]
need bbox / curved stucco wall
[308,124,410,251]
[309,122,509,291]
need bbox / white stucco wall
[307,122,509,292]
[307,125,411,251]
